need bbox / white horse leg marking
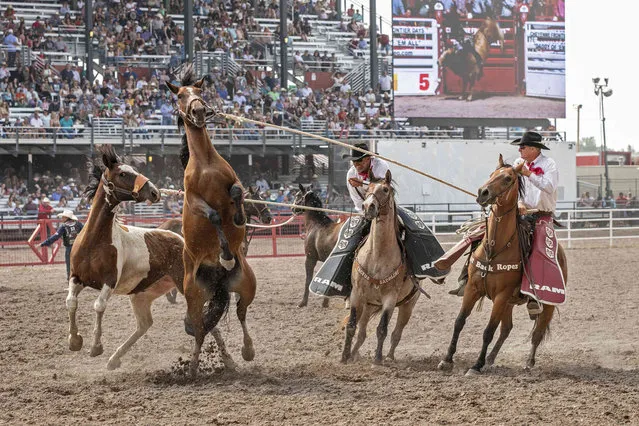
[106,277,175,369]
[210,327,237,370]
[90,284,113,357]
[66,277,84,351]
[107,292,154,370]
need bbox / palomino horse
[293,184,342,308]
[160,187,272,303]
[66,145,184,370]
[438,17,505,101]
[438,155,568,375]
[167,64,256,377]
[342,170,420,364]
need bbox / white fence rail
[416,208,639,248]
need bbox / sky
[375,0,636,151]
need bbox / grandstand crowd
[0,0,394,138]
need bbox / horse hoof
[242,345,255,362]
[106,357,121,370]
[297,300,308,308]
[90,344,103,357]
[386,353,395,362]
[458,96,464,101]
[68,334,83,351]
[222,356,238,371]
[321,298,329,308]
[437,360,453,371]
[465,368,481,377]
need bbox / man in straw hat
[40,210,84,280]
[445,131,562,318]
[309,142,449,299]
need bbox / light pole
[573,104,582,152]
[593,78,613,198]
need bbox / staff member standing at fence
[39,210,84,280]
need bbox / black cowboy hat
[342,142,373,161]
[510,131,549,150]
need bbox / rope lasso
[216,112,477,198]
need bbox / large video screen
[392,2,566,119]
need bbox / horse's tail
[196,264,231,334]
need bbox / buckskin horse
[167,64,256,377]
[342,170,420,364]
[438,17,505,101]
[438,155,568,375]
[65,145,185,370]
[160,187,272,303]
[293,184,343,308]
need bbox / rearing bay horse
[438,155,568,375]
[438,17,505,101]
[342,170,420,365]
[293,184,342,308]
[160,187,272,304]
[167,64,256,377]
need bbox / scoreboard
[392,18,440,96]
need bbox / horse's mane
[305,190,334,225]
[502,163,526,200]
[179,62,198,87]
[84,145,121,202]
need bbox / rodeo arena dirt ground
[1,239,639,425]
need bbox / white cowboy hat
[42,197,51,203]
[58,210,78,221]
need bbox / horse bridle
[364,186,393,217]
[177,94,217,128]
[101,172,149,204]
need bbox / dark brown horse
[160,187,272,303]
[293,183,343,308]
[66,145,184,370]
[342,170,419,364]
[167,64,256,377]
[438,155,568,375]
[438,17,505,101]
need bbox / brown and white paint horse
[168,64,257,377]
[66,145,184,370]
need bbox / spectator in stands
[379,71,392,94]
[23,196,38,215]
[3,29,20,67]
[29,109,46,135]
[60,113,75,138]
[40,210,84,280]
[616,192,629,207]
[393,0,406,16]
[255,174,270,192]
[38,197,54,219]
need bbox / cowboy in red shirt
[37,197,54,219]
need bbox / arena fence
[1,209,638,267]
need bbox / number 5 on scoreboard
[419,73,430,91]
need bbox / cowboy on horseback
[445,131,561,317]
[309,142,448,298]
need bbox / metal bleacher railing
[0,125,567,149]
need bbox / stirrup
[527,299,543,319]
[448,280,466,297]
